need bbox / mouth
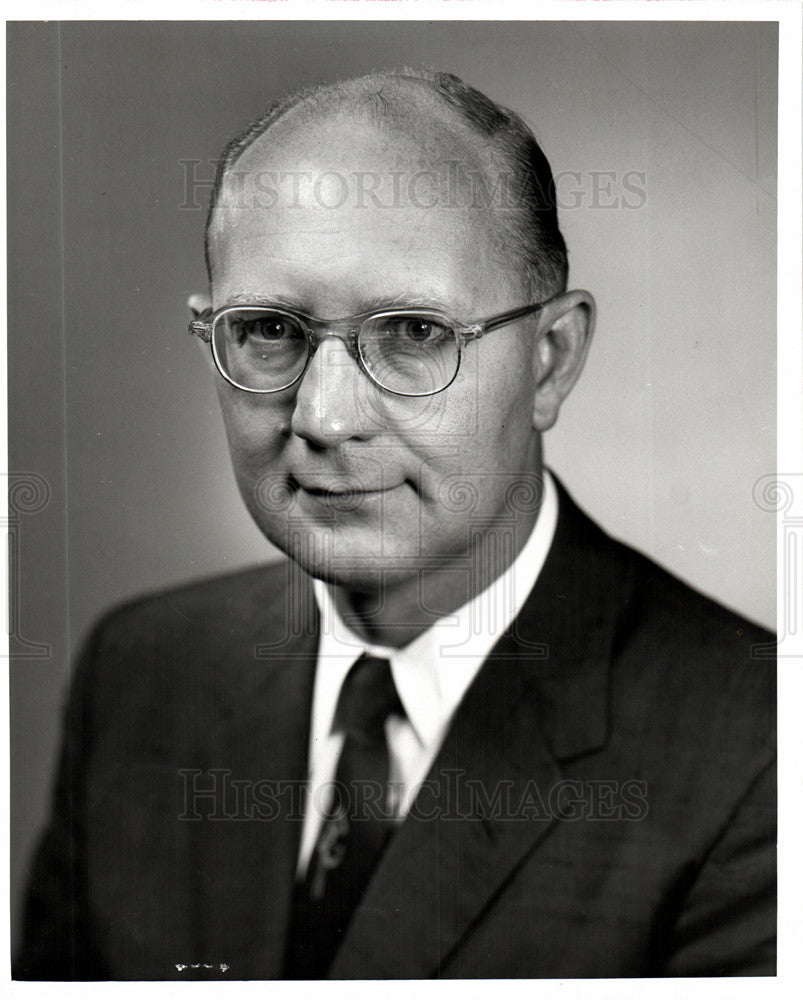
[290,476,403,498]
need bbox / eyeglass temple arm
[188,308,214,343]
[461,302,546,342]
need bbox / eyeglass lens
[213,308,460,395]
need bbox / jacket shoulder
[89,559,300,642]
[552,478,775,754]
[555,477,774,653]
[71,559,313,719]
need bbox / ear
[188,293,216,373]
[531,289,596,432]
[188,292,212,318]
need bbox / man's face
[208,110,544,591]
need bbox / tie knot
[334,654,404,741]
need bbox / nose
[290,336,381,447]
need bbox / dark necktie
[282,654,405,979]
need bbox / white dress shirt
[296,469,559,876]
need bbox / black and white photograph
[4,4,799,992]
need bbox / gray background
[8,20,777,946]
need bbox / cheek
[412,358,537,505]
[480,344,537,432]
[418,347,535,452]
[216,388,289,473]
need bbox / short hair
[205,69,568,299]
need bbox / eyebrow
[222,291,462,318]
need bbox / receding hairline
[208,71,516,279]
[205,68,568,298]
[214,71,499,197]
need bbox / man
[15,69,775,980]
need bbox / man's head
[194,69,594,598]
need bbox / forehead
[207,100,526,313]
[225,81,487,192]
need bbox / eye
[379,315,451,344]
[239,314,301,341]
[404,319,437,342]
[227,311,305,344]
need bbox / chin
[261,519,427,592]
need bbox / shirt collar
[312,469,559,751]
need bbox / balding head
[205,69,567,299]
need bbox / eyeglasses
[188,298,552,397]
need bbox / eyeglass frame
[188,296,557,397]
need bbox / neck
[330,489,545,648]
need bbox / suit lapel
[188,561,319,978]
[330,483,625,978]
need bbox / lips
[290,475,400,496]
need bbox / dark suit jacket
[15,482,776,979]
